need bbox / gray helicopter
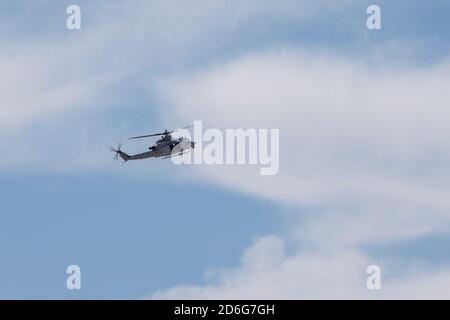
[111,126,195,162]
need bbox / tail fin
[118,151,131,162]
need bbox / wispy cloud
[150,48,450,298]
[156,48,450,241]
[2,0,450,298]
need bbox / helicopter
[111,126,195,162]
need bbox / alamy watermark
[66,5,81,30]
[170,121,279,176]
[366,265,382,290]
[66,264,82,290]
[367,5,381,30]
[65,4,381,34]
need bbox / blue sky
[0,173,282,299]
[2,0,450,299]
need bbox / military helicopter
[111,126,195,162]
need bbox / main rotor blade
[129,133,168,140]
[128,126,191,140]
[174,125,192,131]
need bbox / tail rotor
[110,143,123,161]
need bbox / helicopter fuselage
[112,127,194,162]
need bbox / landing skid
[161,150,191,159]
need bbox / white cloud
[156,49,450,245]
[0,0,358,171]
[152,235,450,299]
[152,235,369,299]
[147,49,450,298]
